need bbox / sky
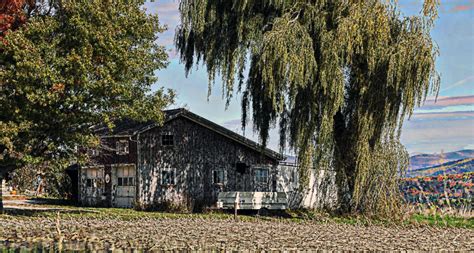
[145,0,474,155]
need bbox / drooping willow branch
[176,0,440,215]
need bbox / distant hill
[405,158,474,178]
[283,150,474,176]
[409,150,474,170]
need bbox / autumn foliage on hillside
[0,0,34,39]
[401,173,473,208]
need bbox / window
[85,167,102,188]
[291,170,297,183]
[236,162,247,174]
[117,166,135,186]
[116,140,129,155]
[161,134,174,146]
[161,169,175,185]
[86,179,93,187]
[255,168,269,184]
[213,170,225,184]
[118,177,134,186]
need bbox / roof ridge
[177,109,283,161]
[98,108,283,161]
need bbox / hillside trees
[0,0,174,211]
[176,0,440,216]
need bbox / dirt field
[1,214,473,251]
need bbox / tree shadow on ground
[3,207,95,217]
[27,197,78,206]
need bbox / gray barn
[77,109,302,211]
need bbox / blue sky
[146,0,474,155]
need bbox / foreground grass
[410,213,473,228]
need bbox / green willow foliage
[0,1,174,173]
[176,0,440,216]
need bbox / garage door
[114,165,136,208]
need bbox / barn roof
[95,108,283,161]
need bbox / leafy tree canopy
[0,0,31,38]
[0,0,174,173]
[176,0,440,216]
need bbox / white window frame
[84,166,103,188]
[212,169,226,185]
[116,165,135,187]
[116,140,129,155]
[161,168,176,185]
[254,167,269,184]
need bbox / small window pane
[123,177,128,186]
[86,179,93,187]
[129,177,134,186]
[116,141,129,155]
[118,178,123,186]
[117,168,122,177]
[213,170,225,184]
[255,168,269,183]
[162,170,175,185]
[162,135,174,146]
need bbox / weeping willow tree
[176,0,440,216]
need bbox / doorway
[114,165,136,208]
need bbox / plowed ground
[1,215,473,251]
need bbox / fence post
[234,192,239,221]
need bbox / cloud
[452,5,472,11]
[440,75,474,93]
[411,111,474,120]
[402,111,474,154]
[144,0,180,53]
[414,95,474,113]
[447,0,474,13]
[424,95,474,107]
[398,0,474,14]
[464,144,474,149]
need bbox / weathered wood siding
[137,117,279,211]
[92,137,138,165]
[78,166,107,206]
[79,137,138,207]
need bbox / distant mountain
[409,150,474,170]
[282,150,474,176]
[406,158,474,178]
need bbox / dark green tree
[176,0,440,216]
[0,0,174,211]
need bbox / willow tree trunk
[333,110,357,213]
[0,175,3,214]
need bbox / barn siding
[91,137,138,165]
[79,166,108,207]
[137,117,279,211]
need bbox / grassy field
[0,201,473,251]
